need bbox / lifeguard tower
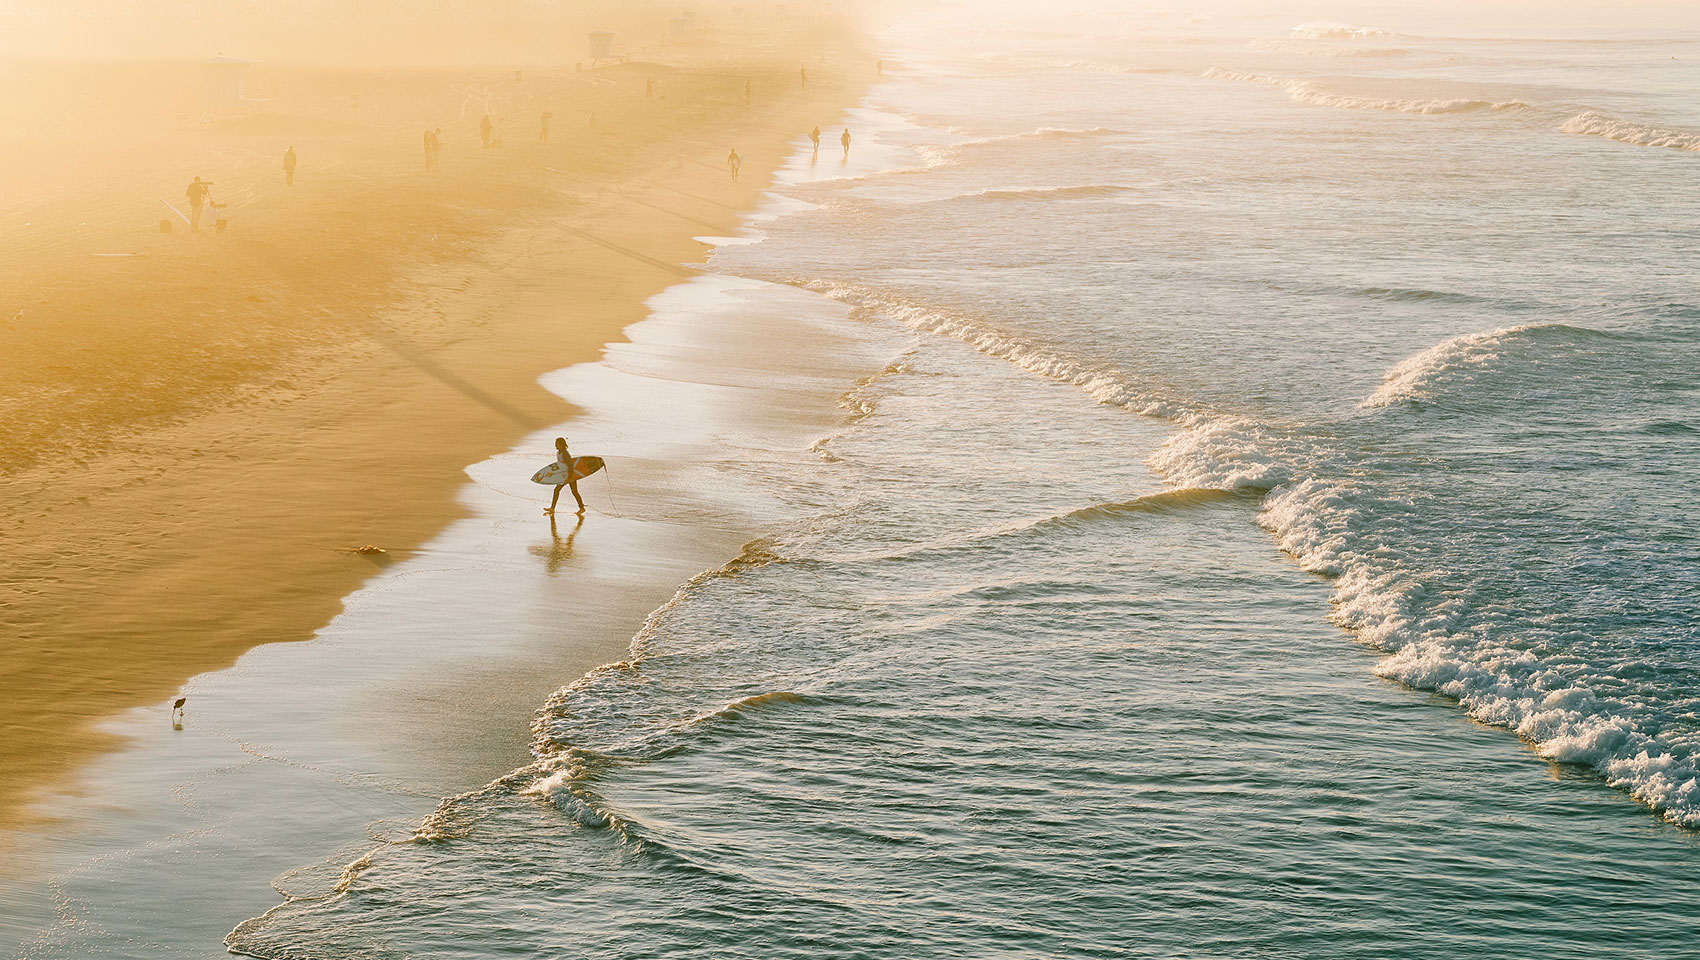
[587,32,624,66]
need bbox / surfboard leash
[597,464,627,519]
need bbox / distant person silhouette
[744,79,751,103]
[282,146,297,186]
[547,436,586,515]
[809,125,821,154]
[185,176,211,231]
[800,65,807,90]
[480,114,494,149]
[841,128,852,157]
[539,111,552,142]
[646,77,655,98]
[727,147,741,181]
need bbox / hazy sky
[1,0,1693,62]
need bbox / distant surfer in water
[547,436,586,516]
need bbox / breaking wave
[1290,22,1396,41]
[1360,322,1610,407]
[793,283,1700,828]
[1562,111,1700,152]
[1204,67,1529,115]
[1139,325,1700,828]
[789,280,1191,419]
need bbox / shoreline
[1,46,900,955]
[0,35,875,835]
[0,185,895,960]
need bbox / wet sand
[0,32,872,831]
[0,271,889,955]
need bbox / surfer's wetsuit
[550,445,586,514]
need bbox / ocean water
[228,5,1700,958]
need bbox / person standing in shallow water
[283,146,297,186]
[727,148,741,181]
[841,127,852,158]
[480,114,494,149]
[547,437,585,515]
[809,125,821,155]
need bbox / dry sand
[0,24,872,832]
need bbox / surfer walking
[547,436,586,516]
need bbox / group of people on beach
[728,126,851,181]
[808,125,851,158]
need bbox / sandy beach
[0,12,872,834]
[15,2,1700,957]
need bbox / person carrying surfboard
[547,436,586,516]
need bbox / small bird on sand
[172,697,186,720]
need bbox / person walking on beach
[480,114,494,149]
[547,437,586,515]
[539,110,552,142]
[841,127,852,158]
[727,147,741,181]
[800,65,808,90]
[185,176,212,231]
[809,125,821,155]
[283,146,297,186]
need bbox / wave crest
[1290,22,1395,40]
[1360,322,1604,408]
[1204,67,1529,115]
[1562,111,1700,152]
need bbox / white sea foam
[791,280,1187,419]
[1204,67,1529,115]
[1290,87,1527,114]
[1561,111,1700,152]
[1254,472,1700,827]
[1290,22,1395,41]
[828,286,1700,827]
[1145,328,1700,828]
[1360,325,1533,407]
